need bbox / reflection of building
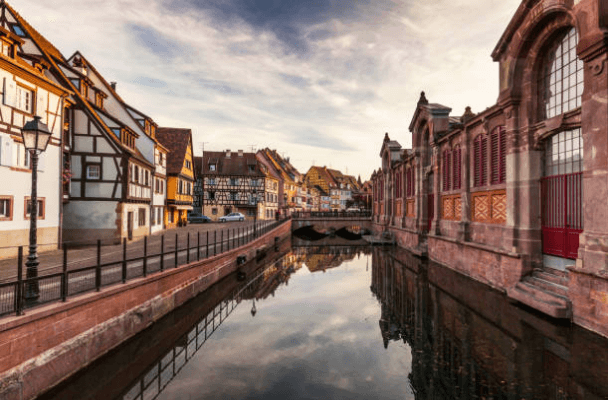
[371,247,608,399]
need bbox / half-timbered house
[201,150,264,221]
[0,2,169,244]
[0,8,69,258]
[156,128,195,229]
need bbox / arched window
[541,27,584,119]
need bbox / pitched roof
[4,2,64,61]
[156,128,193,175]
[202,150,264,177]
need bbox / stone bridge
[291,211,373,238]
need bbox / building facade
[371,0,608,338]
[201,150,264,221]
[0,17,68,258]
[156,128,195,229]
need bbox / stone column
[459,127,472,242]
[576,4,608,273]
[431,145,441,235]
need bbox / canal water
[39,244,608,400]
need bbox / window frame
[24,197,45,220]
[0,195,13,221]
[85,163,101,180]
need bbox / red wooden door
[541,172,582,259]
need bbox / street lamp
[21,116,52,301]
[251,187,258,238]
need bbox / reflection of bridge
[291,211,372,238]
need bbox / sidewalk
[0,221,260,282]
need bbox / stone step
[507,281,571,319]
[533,269,568,286]
[525,275,568,298]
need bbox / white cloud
[10,0,521,179]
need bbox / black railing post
[187,232,190,264]
[62,245,68,302]
[197,231,200,261]
[95,239,101,291]
[214,230,217,256]
[175,233,178,268]
[143,236,148,277]
[160,235,165,271]
[206,231,209,258]
[221,230,223,253]
[16,246,23,316]
[122,238,127,283]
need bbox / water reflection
[372,246,608,400]
[39,244,608,400]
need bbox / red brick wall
[0,221,291,400]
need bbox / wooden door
[127,212,133,240]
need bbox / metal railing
[292,210,372,219]
[0,218,289,318]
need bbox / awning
[174,205,193,210]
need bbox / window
[11,24,26,38]
[541,27,583,119]
[452,146,462,190]
[138,208,146,226]
[24,197,44,220]
[0,196,13,221]
[443,150,451,191]
[144,170,149,186]
[545,129,583,176]
[95,92,104,109]
[208,191,215,200]
[16,85,33,113]
[86,164,100,180]
[212,208,217,215]
[157,207,162,225]
[474,134,488,187]
[490,127,506,184]
[209,164,216,171]
[169,210,174,223]
[185,160,191,170]
[150,208,155,225]
[0,40,13,58]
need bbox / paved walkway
[0,220,271,282]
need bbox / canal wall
[0,220,292,400]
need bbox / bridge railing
[292,211,372,219]
[0,218,290,318]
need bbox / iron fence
[1,218,289,318]
[292,210,372,219]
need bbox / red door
[541,172,582,259]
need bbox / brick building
[371,0,608,338]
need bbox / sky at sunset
[12,0,521,180]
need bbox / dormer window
[209,164,216,171]
[95,91,105,109]
[10,25,26,38]
[0,40,13,58]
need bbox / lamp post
[252,187,258,238]
[21,116,52,301]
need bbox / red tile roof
[156,128,193,176]
[202,150,264,177]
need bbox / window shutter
[481,135,488,186]
[474,137,481,187]
[500,127,506,183]
[3,78,16,107]
[454,147,461,190]
[491,129,499,184]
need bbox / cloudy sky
[13,0,521,180]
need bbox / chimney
[238,149,243,157]
[226,149,231,158]
[110,82,117,91]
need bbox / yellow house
[156,128,195,229]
